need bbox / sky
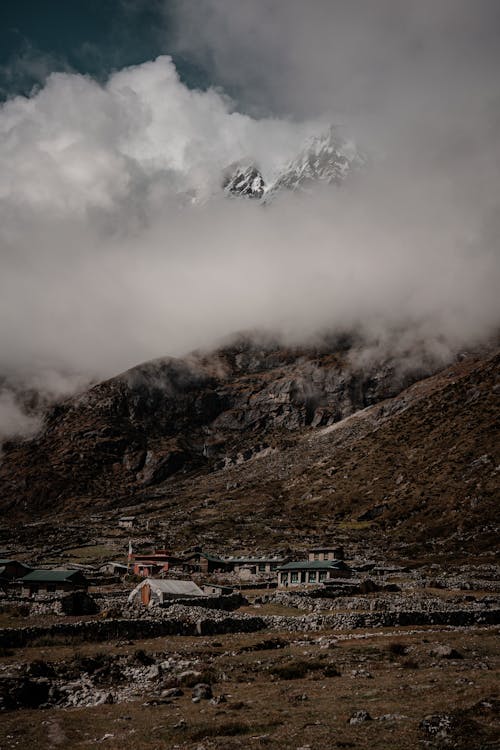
[0,1,499,437]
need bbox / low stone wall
[264,608,500,632]
[160,593,246,611]
[0,612,267,649]
[1,591,99,617]
[1,605,498,649]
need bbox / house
[0,559,32,585]
[99,562,128,576]
[20,570,88,597]
[203,584,234,595]
[277,560,352,588]
[132,550,182,578]
[128,578,206,606]
[118,516,136,528]
[308,546,345,561]
[182,551,231,574]
[222,556,287,577]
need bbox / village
[1,511,499,749]
[1,512,498,626]
[0,515,358,614]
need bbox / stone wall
[0,612,267,648]
[1,604,498,649]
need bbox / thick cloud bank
[0,13,499,438]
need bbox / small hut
[128,578,206,606]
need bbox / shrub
[271,659,327,680]
[388,641,407,657]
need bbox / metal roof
[134,578,206,597]
[21,569,85,582]
[223,557,285,564]
[277,560,349,571]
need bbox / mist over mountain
[0,2,499,441]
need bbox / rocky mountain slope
[0,335,498,561]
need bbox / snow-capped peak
[221,126,365,204]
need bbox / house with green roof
[20,569,88,597]
[277,559,352,588]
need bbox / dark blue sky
[0,0,206,99]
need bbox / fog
[0,1,499,437]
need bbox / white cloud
[0,49,498,439]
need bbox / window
[280,573,288,584]
[314,553,319,560]
[319,571,327,582]
[46,583,56,592]
[258,563,266,572]
[291,572,299,583]
[308,571,317,582]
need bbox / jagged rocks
[349,709,372,725]
[223,162,265,199]
[429,644,463,660]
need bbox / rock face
[265,126,365,201]
[0,334,498,559]
[0,333,442,514]
[221,126,365,203]
[223,162,266,199]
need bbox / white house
[128,578,206,606]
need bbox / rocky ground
[1,623,498,749]
[1,564,499,748]
[0,336,498,747]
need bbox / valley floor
[1,621,499,749]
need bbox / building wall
[308,549,344,562]
[278,569,342,588]
[22,581,76,597]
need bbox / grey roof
[224,557,285,564]
[21,569,86,583]
[132,578,206,598]
[185,552,226,564]
[277,560,349,571]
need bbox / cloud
[0,389,41,442]
[0,5,499,443]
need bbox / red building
[131,550,181,578]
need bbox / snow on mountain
[222,162,266,199]
[264,125,365,200]
[221,126,365,203]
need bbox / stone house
[277,560,352,588]
[20,570,88,597]
[118,516,136,528]
[182,551,231,574]
[98,562,128,576]
[308,546,345,561]
[223,556,287,577]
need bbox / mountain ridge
[0,335,498,563]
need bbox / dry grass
[1,625,498,749]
